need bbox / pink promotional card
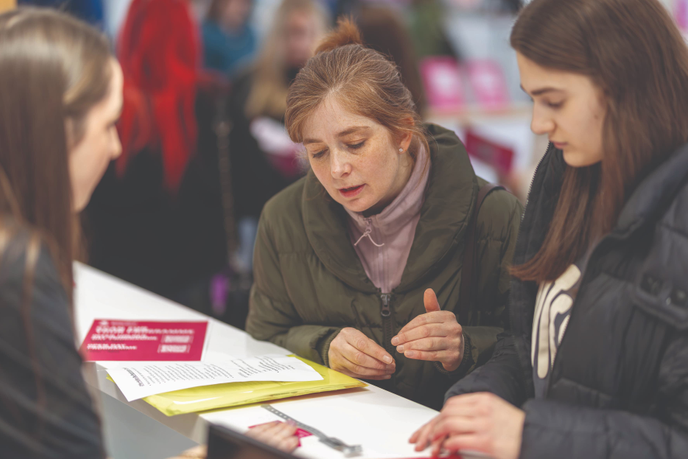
[80,319,208,362]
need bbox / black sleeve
[518,331,688,459]
[444,333,527,406]
[0,241,105,459]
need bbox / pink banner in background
[466,59,510,109]
[420,56,465,111]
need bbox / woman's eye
[347,141,365,150]
[545,101,564,109]
[311,149,327,159]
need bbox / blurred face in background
[517,52,606,168]
[220,0,252,31]
[68,58,123,212]
[283,10,321,69]
[302,97,413,215]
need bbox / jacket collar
[301,124,478,293]
[345,145,430,243]
[523,141,688,248]
[617,142,688,234]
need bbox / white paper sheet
[106,354,324,401]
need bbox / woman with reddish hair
[246,19,523,410]
[85,0,229,305]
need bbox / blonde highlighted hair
[245,0,328,119]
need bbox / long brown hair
[285,18,430,168]
[0,8,112,298]
[510,0,688,282]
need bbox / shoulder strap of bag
[458,183,506,325]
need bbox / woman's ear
[398,117,415,153]
[399,130,413,154]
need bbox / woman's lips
[552,141,568,149]
[339,184,365,198]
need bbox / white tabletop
[74,263,445,459]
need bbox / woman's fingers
[276,436,300,453]
[246,422,300,453]
[341,342,395,373]
[344,330,394,365]
[247,421,280,435]
[329,328,396,379]
[410,417,439,451]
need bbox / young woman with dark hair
[412,0,688,457]
[0,8,296,458]
[0,7,121,457]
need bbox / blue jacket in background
[202,20,256,78]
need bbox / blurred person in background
[18,0,104,25]
[0,8,118,457]
[412,0,688,457]
[84,0,231,313]
[227,0,328,276]
[202,0,257,78]
[409,0,458,61]
[355,3,426,116]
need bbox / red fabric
[116,0,199,192]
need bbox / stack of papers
[106,354,324,401]
[80,320,366,414]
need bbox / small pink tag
[249,421,312,447]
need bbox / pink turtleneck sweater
[345,147,431,293]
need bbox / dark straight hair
[0,8,112,299]
[510,0,688,282]
[0,7,112,438]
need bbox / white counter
[74,264,445,459]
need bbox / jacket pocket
[632,269,688,331]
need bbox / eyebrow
[302,126,371,145]
[520,85,563,96]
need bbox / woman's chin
[562,149,602,168]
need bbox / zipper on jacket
[380,293,395,358]
[381,293,391,317]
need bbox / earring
[399,148,403,153]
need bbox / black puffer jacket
[446,144,688,458]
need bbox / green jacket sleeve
[246,212,341,365]
[459,187,524,375]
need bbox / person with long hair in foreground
[0,7,303,458]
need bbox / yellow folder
[138,355,367,416]
[0,0,16,13]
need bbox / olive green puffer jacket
[246,124,523,409]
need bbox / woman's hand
[410,392,525,459]
[246,421,300,453]
[392,289,464,371]
[328,327,396,380]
